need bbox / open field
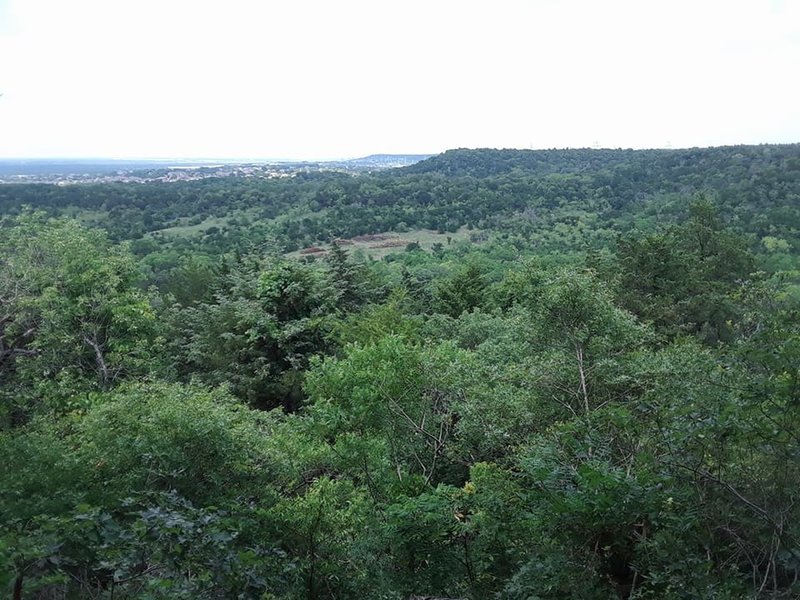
[286,226,484,260]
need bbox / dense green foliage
[2,145,799,272]
[2,146,800,599]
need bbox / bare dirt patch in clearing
[351,233,394,242]
[369,239,407,249]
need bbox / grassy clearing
[287,226,483,260]
[147,207,266,238]
[148,216,231,238]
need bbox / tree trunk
[575,342,590,414]
[84,334,111,387]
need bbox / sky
[0,0,798,159]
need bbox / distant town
[0,154,432,184]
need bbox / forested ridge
[2,145,800,599]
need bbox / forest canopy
[2,145,800,599]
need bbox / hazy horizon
[3,141,800,164]
[0,153,434,162]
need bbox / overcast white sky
[0,0,798,159]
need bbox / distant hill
[404,145,800,178]
[341,154,434,169]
